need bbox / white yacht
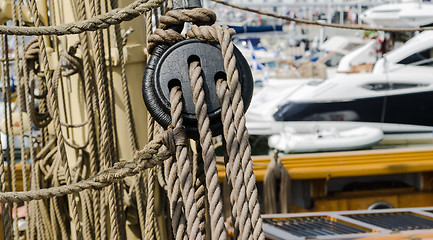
[360,0,433,28]
[248,31,433,146]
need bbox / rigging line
[210,0,433,33]
[0,134,172,203]
[0,0,165,36]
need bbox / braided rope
[0,134,172,203]
[144,9,158,240]
[25,0,86,237]
[193,143,207,237]
[187,24,265,240]
[166,87,188,240]
[211,26,264,240]
[169,86,202,240]
[215,79,253,240]
[0,0,165,35]
[10,7,22,240]
[189,60,227,240]
[88,0,121,237]
[15,2,31,238]
[0,34,13,240]
[144,116,156,239]
[73,0,102,237]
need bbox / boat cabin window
[362,83,427,91]
[397,48,433,66]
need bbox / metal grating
[347,212,433,231]
[264,216,367,237]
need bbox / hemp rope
[146,7,265,239]
[88,0,122,237]
[10,7,22,240]
[189,59,228,240]
[169,86,203,240]
[144,116,157,240]
[187,24,265,240]
[108,1,138,237]
[0,133,172,203]
[0,35,13,240]
[143,8,159,240]
[166,87,188,240]
[14,2,31,238]
[73,0,102,237]
[0,0,165,36]
[193,143,208,237]
[264,150,291,214]
[215,76,254,240]
[0,0,427,38]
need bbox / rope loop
[159,8,216,29]
[147,8,217,53]
[0,130,174,203]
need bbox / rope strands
[0,1,267,239]
[169,86,202,240]
[188,59,228,240]
[0,0,166,36]
[0,133,172,203]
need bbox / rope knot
[162,126,176,154]
[59,45,82,77]
[161,125,188,153]
[159,8,216,29]
[147,8,218,53]
[186,25,236,43]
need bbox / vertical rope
[12,2,31,239]
[144,116,156,239]
[135,171,148,237]
[22,40,37,240]
[215,78,252,239]
[88,0,119,238]
[10,6,22,240]
[169,86,202,240]
[0,35,12,240]
[2,26,19,240]
[213,26,264,240]
[15,2,31,239]
[27,0,83,238]
[166,86,188,240]
[189,60,227,240]
[193,143,207,237]
[73,0,102,238]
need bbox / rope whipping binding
[0,0,175,239]
[0,0,264,239]
[145,6,264,239]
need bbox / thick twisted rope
[169,86,203,240]
[147,8,216,52]
[166,87,188,240]
[189,60,228,240]
[0,133,172,203]
[215,77,253,240]
[188,24,265,240]
[194,143,207,237]
[0,0,165,35]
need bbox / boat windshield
[398,48,433,66]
